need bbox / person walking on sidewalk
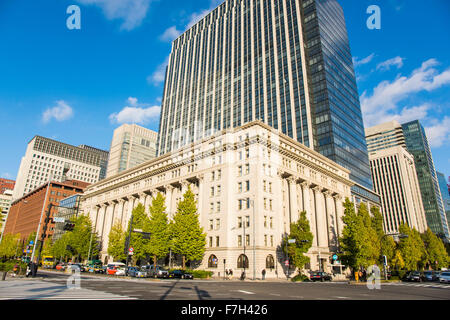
[262,269,266,280]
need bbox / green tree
[421,228,449,270]
[340,200,380,273]
[282,211,313,275]
[398,223,426,270]
[170,186,206,269]
[67,215,98,262]
[0,233,21,260]
[148,192,170,265]
[107,220,126,262]
[51,233,71,262]
[391,249,405,270]
[126,203,151,265]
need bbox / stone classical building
[80,121,353,278]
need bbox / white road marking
[237,290,255,295]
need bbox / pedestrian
[229,269,233,280]
[262,269,266,280]
[240,271,246,281]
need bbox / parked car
[404,271,424,282]
[439,272,450,284]
[55,263,66,271]
[169,269,194,279]
[68,263,85,273]
[128,267,148,278]
[310,271,332,282]
[423,271,438,282]
[107,262,127,275]
[146,265,170,278]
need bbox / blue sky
[0,0,449,184]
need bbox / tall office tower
[437,172,450,235]
[106,124,158,178]
[12,136,109,200]
[156,0,374,195]
[366,121,406,153]
[78,145,109,180]
[367,145,427,234]
[402,120,449,241]
[0,189,13,236]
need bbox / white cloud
[361,59,450,119]
[159,26,182,42]
[109,97,160,125]
[425,117,450,148]
[364,104,430,129]
[376,56,404,71]
[147,56,170,86]
[353,53,375,68]
[42,100,74,124]
[76,0,153,31]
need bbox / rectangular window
[246,235,250,246]
[238,235,242,247]
[216,236,220,247]
[238,217,242,228]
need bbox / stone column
[118,199,125,228]
[165,186,174,219]
[99,204,107,243]
[324,191,335,248]
[197,175,204,216]
[313,187,327,248]
[287,177,299,224]
[297,182,304,213]
[334,195,344,240]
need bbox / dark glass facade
[402,120,449,240]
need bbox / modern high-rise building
[366,143,427,234]
[402,120,449,241]
[366,121,406,153]
[0,189,13,236]
[12,136,109,200]
[106,124,158,178]
[437,171,450,235]
[156,0,374,197]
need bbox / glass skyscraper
[157,0,373,191]
[402,120,449,240]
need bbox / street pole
[252,198,256,281]
[31,178,52,264]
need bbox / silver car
[439,272,450,284]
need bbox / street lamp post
[381,233,408,280]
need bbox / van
[145,265,169,278]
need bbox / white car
[115,267,127,276]
[439,272,450,284]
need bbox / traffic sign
[128,247,134,255]
[285,260,289,266]
[29,241,34,245]
[332,254,338,261]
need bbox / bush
[169,268,213,279]
[0,261,28,275]
[291,273,311,282]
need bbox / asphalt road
[21,270,450,301]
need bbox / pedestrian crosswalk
[0,280,137,300]
[382,282,450,290]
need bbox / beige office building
[81,121,353,278]
[366,122,427,233]
[106,124,158,178]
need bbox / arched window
[237,254,249,269]
[266,254,275,269]
[208,255,218,268]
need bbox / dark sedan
[404,271,424,282]
[169,270,194,279]
[310,271,332,282]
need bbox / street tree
[398,223,426,270]
[126,203,152,264]
[51,233,71,262]
[148,192,170,266]
[107,220,126,262]
[421,228,449,270]
[282,211,313,275]
[67,215,97,261]
[0,233,21,260]
[170,186,206,269]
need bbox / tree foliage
[398,223,427,270]
[126,203,151,264]
[107,220,126,262]
[0,233,21,260]
[421,228,449,269]
[282,211,313,273]
[170,186,206,268]
[148,192,170,264]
